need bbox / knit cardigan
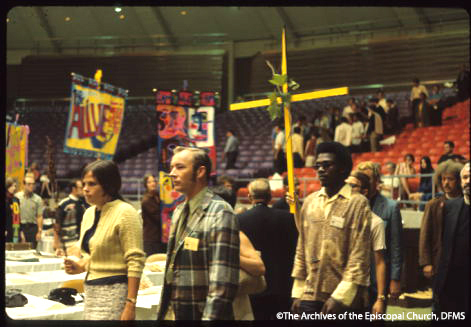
[79,199,145,281]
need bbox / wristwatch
[377,294,386,301]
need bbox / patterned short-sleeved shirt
[15,191,43,224]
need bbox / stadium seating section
[16,89,468,199]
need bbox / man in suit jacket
[357,161,403,300]
[237,178,298,320]
[433,162,469,315]
[157,147,240,320]
[419,159,464,280]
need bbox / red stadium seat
[300,167,316,176]
[293,168,304,176]
[272,188,285,199]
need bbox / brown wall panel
[11,54,224,100]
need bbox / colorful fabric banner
[5,123,29,188]
[187,106,215,147]
[159,171,184,243]
[156,104,216,173]
[155,90,218,107]
[64,73,127,160]
[156,98,216,243]
[10,197,21,243]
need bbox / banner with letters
[64,73,127,160]
[5,123,29,188]
[156,90,217,243]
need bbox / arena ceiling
[6,6,469,63]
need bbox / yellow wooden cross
[230,28,349,215]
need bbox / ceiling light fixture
[115,7,122,13]
[180,10,187,15]
[119,14,125,20]
[65,16,71,22]
[7,18,10,23]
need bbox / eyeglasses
[313,161,335,170]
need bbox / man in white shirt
[380,162,400,199]
[15,175,44,249]
[274,124,286,174]
[334,117,352,150]
[410,78,429,128]
[377,90,389,114]
[351,113,365,153]
[346,171,387,317]
[342,97,356,122]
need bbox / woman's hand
[120,302,136,320]
[64,258,85,274]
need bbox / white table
[6,270,164,297]
[6,293,84,320]
[6,256,64,274]
[6,286,162,320]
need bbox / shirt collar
[319,183,352,201]
[21,190,33,198]
[188,187,208,216]
[69,194,79,201]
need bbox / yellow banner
[5,123,29,187]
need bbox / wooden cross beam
[230,28,349,214]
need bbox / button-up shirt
[167,187,208,281]
[15,191,43,225]
[334,122,353,147]
[291,184,372,308]
[224,135,239,153]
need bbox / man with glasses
[291,142,372,315]
[356,161,403,303]
[15,175,44,249]
[345,171,387,317]
[433,162,469,315]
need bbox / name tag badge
[330,215,345,229]
[184,237,199,251]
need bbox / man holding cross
[291,142,372,315]
[230,27,348,217]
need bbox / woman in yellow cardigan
[64,160,145,320]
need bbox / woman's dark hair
[82,160,123,200]
[420,156,434,174]
[6,177,17,190]
[143,174,156,191]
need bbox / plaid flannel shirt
[157,189,240,320]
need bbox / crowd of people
[5,139,469,321]
[4,71,470,321]
[261,84,453,176]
